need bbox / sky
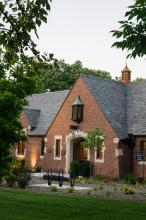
[36,0,146,80]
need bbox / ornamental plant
[4,173,16,187]
[83,128,105,154]
[82,128,105,176]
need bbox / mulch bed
[1,176,146,201]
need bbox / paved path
[30,183,91,190]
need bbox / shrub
[124,173,137,185]
[17,166,31,189]
[0,168,8,185]
[50,186,58,192]
[9,158,24,175]
[122,184,136,194]
[79,160,90,177]
[66,187,75,193]
[70,161,79,177]
[4,173,16,187]
[110,176,118,182]
[34,166,42,173]
[136,176,144,184]
[94,173,102,181]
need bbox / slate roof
[24,90,69,135]
[127,80,146,135]
[23,109,40,129]
[23,75,146,139]
[81,75,127,139]
[82,75,146,139]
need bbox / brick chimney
[121,64,131,85]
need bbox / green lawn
[0,189,146,220]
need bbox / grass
[0,188,146,220]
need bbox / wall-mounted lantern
[71,96,84,123]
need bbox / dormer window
[71,96,84,123]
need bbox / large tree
[33,59,112,93]
[112,0,146,58]
[0,0,52,170]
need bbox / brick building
[17,65,146,178]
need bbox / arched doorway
[65,131,87,174]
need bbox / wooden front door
[73,141,87,161]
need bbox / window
[96,149,103,160]
[128,72,131,80]
[55,139,61,157]
[17,141,25,156]
[54,136,62,160]
[95,144,105,162]
[122,73,124,80]
[41,139,45,156]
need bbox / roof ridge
[24,108,40,111]
[128,79,146,86]
[28,90,69,96]
[80,74,125,85]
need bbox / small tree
[82,128,105,176]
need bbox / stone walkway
[30,183,91,190]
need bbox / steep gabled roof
[24,90,69,135]
[127,80,146,135]
[81,75,127,139]
[23,74,146,139]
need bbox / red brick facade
[16,74,146,179]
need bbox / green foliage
[136,176,144,184]
[122,184,136,194]
[124,173,138,185]
[70,161,79,177]
[4,172,16,187]
[17,165,31,188]
[1,190,146,219]
[82,128,105,154]
[110,176,118,182]
[75,176,95,184]
[9,158,24,174]
[32,59,112,93]
[135,77,145,82]
[66,187,75,193]
[49,186,58,192]
[4,173,16,182]
[0,167,8,184]
[112,0,146,58]
[0,0,52,169]
[94,173,102,181]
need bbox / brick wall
[132,136,146,178]
[44,77,121,177]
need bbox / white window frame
[16,142,26,158]
[95,145,105,163]
[54,135,62,160]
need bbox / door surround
[65,130,87,173]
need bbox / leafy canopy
[112,0,146,58]
[32,59,112,93]
[0,0,52,169]
[82,128,105,154]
